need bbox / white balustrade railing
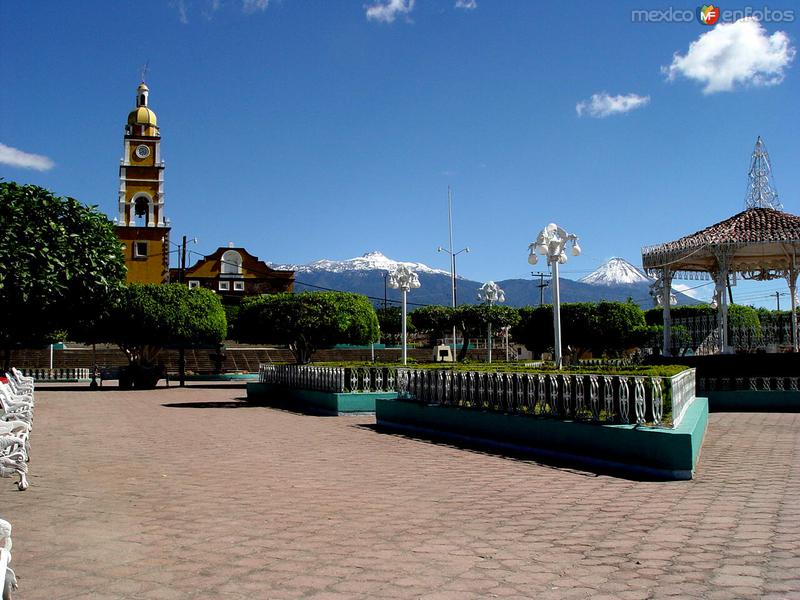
[397,368,696,429]
[258,364,398,394]
[257,364,697,428]
[22,368,90,381]
[664,368,695,427]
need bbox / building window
[233,281,245,291]
[134,241,148,258]
[218,281,230,291]
[188,280,200,289]
[221,250,243,277]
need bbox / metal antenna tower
[745,136,781,210]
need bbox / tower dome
[126,81,159,137]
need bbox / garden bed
[375,396,708,480]
[246,382,396,415]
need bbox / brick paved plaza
[3,385,799,599]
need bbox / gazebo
[642,138,800,356]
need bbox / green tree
[237,292,378,364]
[514,301,649,359]
[375,306,412,345]
[79,284,227,387]
[593,301,647,356]
[410,305,454,345]
[512,304,596,358]
[453,304,520,361]
[645,304,716,326]
[0,182,126,370]
[511,306,553,356]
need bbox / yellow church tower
[116,81,171,284]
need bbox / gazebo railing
[672,315,798,355]
[698,375,800,392]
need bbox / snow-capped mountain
[271,251,450,276]
[579,257,651,286]
[269,251,698,308]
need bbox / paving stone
[1,385,799,598]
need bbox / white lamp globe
[528,253,538,265]
[572,242,581,256]
[558,254,568,265]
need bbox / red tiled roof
[644,208,800,256]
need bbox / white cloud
[0,143,54,171]
[455,0,477,9]
[575,92,650,118]
[365,0,414,23]
[170,0,189,23]
[242,0,269,13]
[663,18,795,94]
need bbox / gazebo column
[661,268,673,357]
[714,265,731,354]
[789,267,798,353]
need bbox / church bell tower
[116,80,171,283]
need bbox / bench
[0,518,18,599]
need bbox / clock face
[135,144,151,159]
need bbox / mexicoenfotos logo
[698,5,721,25]
[631,4,795,23]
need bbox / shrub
[237,292,378,364]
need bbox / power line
[189,250,436,307]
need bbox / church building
[113,79,294,294]
[115,81,171,284]
[171,246,295,299]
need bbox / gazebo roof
[641,208,800,275]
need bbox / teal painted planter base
[246,382,398,415]
[376,398,709,480]
[707,390,800,412]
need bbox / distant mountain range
[270,252,700,309]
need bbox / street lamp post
[477,281,505,364]
[388,265,421,365]
[438,187,470,358]
[438,245,470,356]
[527,223,581,369]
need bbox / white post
[528,224,579,370]
[448,188,456,359]
[487,318,493,363]
[477,282,505,364]
[402,289,408,366]
[552,258,562,369]
[388,265,420,366]
[662,269,672,357]
[49,343,54,370]
[717,268,730,354]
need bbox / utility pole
[180,235,188,283]
[776,291,781,311]
[532,271,550,305]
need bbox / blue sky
[2,1,798,307]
